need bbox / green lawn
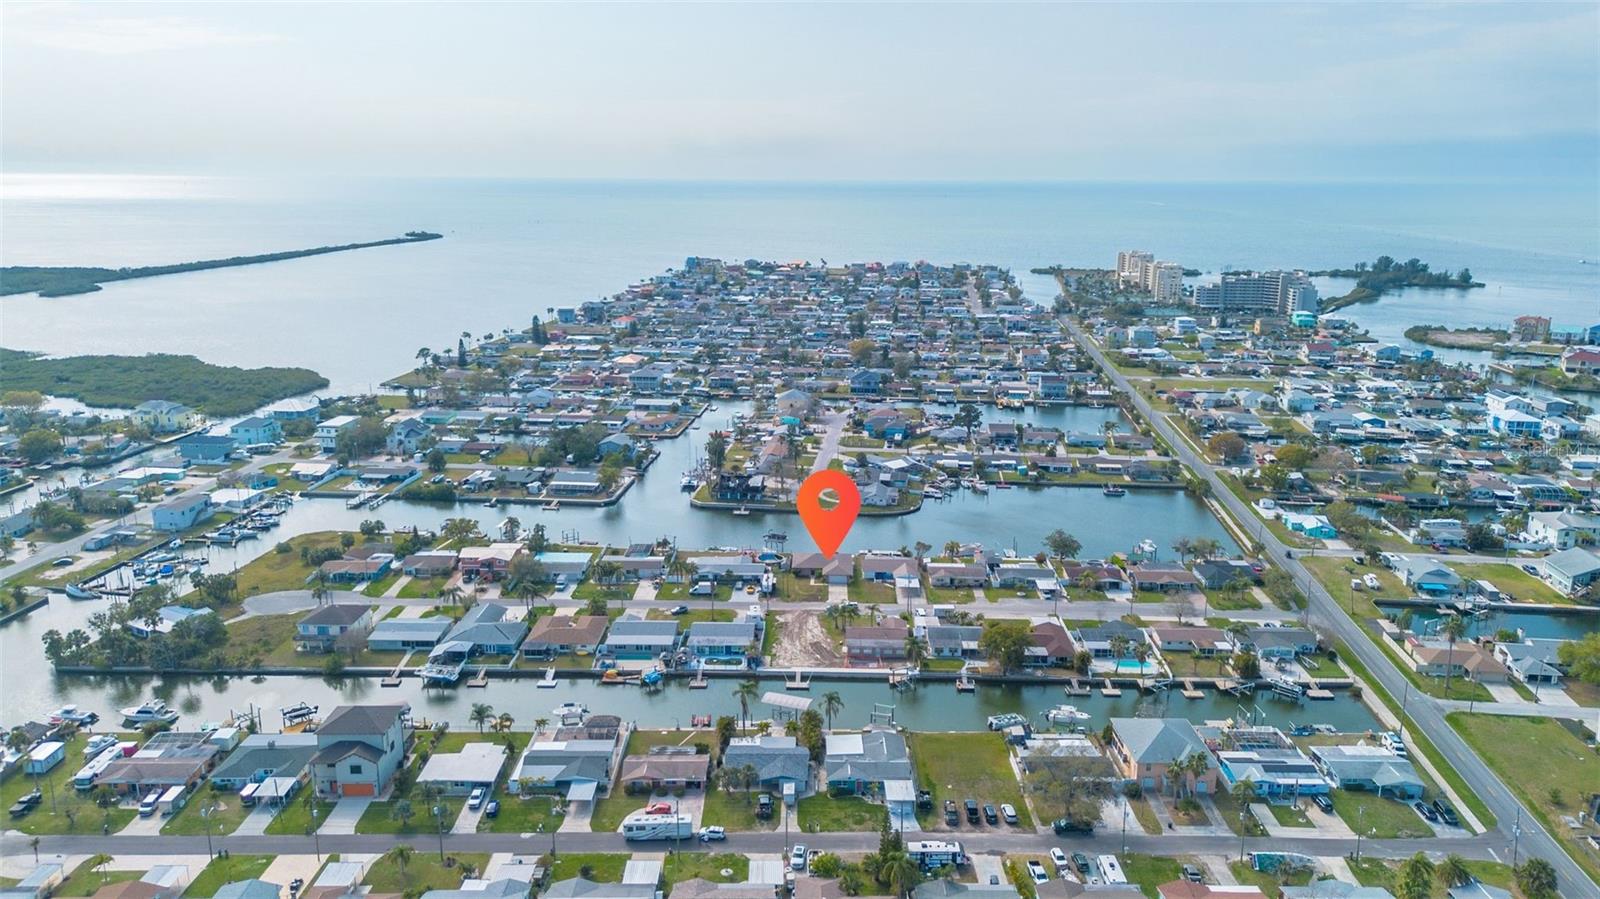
[549,853,630,883]
[1331,789,1432,839]
[1300,556,1398,621]
[398,576,451,598]
[1203,588,1261,611]
[908,731,1033,827]
[1118,854,1183,899]
[1210,788,1266,837]
[923,583,978,604]
[1452,563,1570,605]
[662,853,750,890]
[221,614,302,667]
[701,785,777,832]
[775,572,828,602]
[263,788,320,835]
[796,791,888,832]
[0,732,137,835]
[358,795,464,834]
[361,571,403,597]
[54,861,140,897]
[1449,713,1600,884]
[647,608,735,627]
[234,531,348,596]
[187,855,274,897]
[1346,856,1519,898]
[1127,796,1161,834]
[846,579,898,604]
[1227,861,1314,893]
[1265,801,1314,828]
[160,789,251,835]
[364,850,491,892]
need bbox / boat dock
[1305,687,1335,700]
[955,673,975,693]
[467,666,490,688]
[537,667,558,688]
[689,670,708,689]
[1064,679,1092,696]
[1099,680,1123,697]
[785,671,811,691]
[1180,679,1205,700]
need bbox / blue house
[849,370,884,396]
[598,433,636,459]
[152,494,214,532]
[229,416,283,446]
[177,434,237,464]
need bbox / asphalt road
[1065,317,1599,897]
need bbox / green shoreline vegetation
[1401,324,1509,350]
[0,348,327,416]
[1,231,442,297]
[1312,255,1482,311]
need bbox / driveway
[971,853,1006,886]
[117,811,166,836]
[809,412,848,473]
[453,800,486,834]
[234,802,278,836]
[261,854,325,891]
[319,797,371,835]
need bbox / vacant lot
[909,731,1032,828]
[769,611,844,667]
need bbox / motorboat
[1044,705,1091,723]
[680,475,698,490]
[553,701,588,721]
[48,705,100,726]
[1102,484,1127,496]
[120,699,179,726]
[64,583,100,600]
[732,506,751,516]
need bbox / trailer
[906,841,966,871]
[71,743,136,791]
[621,813,694,841]
[1096,855,1126,885]
[157,785,186,817]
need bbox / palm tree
[1440,613,1468,698]
[1438,854,1473,889]
[883,851,923,899]
[942,540,961,559]
[1170,538,1194,565]
[440,585,464,608]
[392,844,414,875]
[1101,419,1118,451]
[492,712,515,734]
[534,717,550,735]
[903,634,929,671]
[733,679,761,730]
[391,799,416,829]
[821,691,845,731]
[469,703,494,733]
[87,852,113,884]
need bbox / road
[1066,317,1599,897]
[809,411,848,473]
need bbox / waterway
[1379,601,1598,642]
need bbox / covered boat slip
[762,691,812,721]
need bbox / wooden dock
[785,671,811,691]
[467,666,490,688]
[380,654,409,687]
[1099,680,1123,697]
[689,670,708,689]
[1180,679,1205,700]
[1064,679,1092,697]
[537,667,557,688]
[1305,688,1335,701]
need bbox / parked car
[1026,861,1049,884]
[485,800,500,819]
[917,790,933,811]
[944,800,959,826]
[1414,801,1438,823]
[1311,793,1334,814]
[1182,865,1205,884]
[468,787,487,810]
[1433,798,1460,827]
[1521,564,1539,576]
[1000,803,1018,825]
[645,801,673,815]
[1053,817,1093,835]
[1071,853,1091,874]
[790,845,808,871]
[757,794,774,819]
[1049,849,1070,872]
[670,605,690,616]
[8,791,42,819]
[964,799,980,823]
[699,826,726,842]
[982,803,998,825]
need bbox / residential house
[459,543,526,581]
[616,747,710,791]
[418,742,508,795]
[133,400,199,434]
[1106,718,1218,794]
[1149,626,1230,657]
[844,621,910,667]
[1492,639,1565,686]
[1527,509,1600,550]
[315,415,360,452]
[1310,744,1424,800]
[1129,562,1202,594]
[513,739,619,802]
[1404,639,1509,684]
[1027,622,1078,668]
[310,704,410,797]
[295,604,375,653]
[1541,546,1600,595]
[366,618,452,652]
[721,735,812,797]
[386,419,432,455]
[151,494,215,532]
[1397,558,1463,596]
[431,603,529,660]
[1242,627,1317,660]
[925,625,983,659]
[209,732,319,790]
[521,615,609,659]
[822,727,916,819]
[925,562,989,588]
[1191,560,1258,591]
[401,551,458,578]
[599,619,681,660]
[685,621,760,665]
[229,416,283,447]
[98,731,221,797]
[791,552,854,584]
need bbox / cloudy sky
[4,1,1596,181]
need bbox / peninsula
[1313,255,1482,310]
[0,348,327,415]
[0,230,443,297]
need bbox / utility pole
[1511,807,1522,867]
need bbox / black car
[757,794,774,819]
[1311,793,1334,814]
[8,790,42,819]
[485,800,500,819]
[964,799,980,823]
[1433,798,1460,827]
[1071,853,1091,874]
[1052,817,1093,835]
[982,804,998,825]
[916,790,933,811]
[1414,801,1438,823]
[944,800,960,826]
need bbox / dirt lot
[769,611,843,667]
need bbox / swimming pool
[1112,660,1161,675]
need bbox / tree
[469,703,494,733]
[912,541,931,562]
[733,679,761,730]
[1023,744,1115,826]
[1514,857,1558,899]
[392,844,415,876]
[391,799,416,829]
[1259,463,1290,492]
[1557,631,1600,684]
[1436,855,1472,890]
[426,448,447,472]
[1463,522,1503,552]
[1395,853,1435,899]
[1275,444,1315,471]
[598,454,624,492]
[17,428,63,463]
[1232,649,1260,679]
[1440,613,1468,697]
[0,390,45,430]
[978,620,1031,673]
[954,404,983,443]
[1206,432,1246,462]
[821,690,844,730]
[705,431,729,471]
[882,851,922,899]
[1044,530,1081,561]
[903,634,929,670]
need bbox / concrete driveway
[453,799,487,834]
[319,797,371,835]
[261,854,325,893]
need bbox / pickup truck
[8,790,42,819]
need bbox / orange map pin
[797,470,861,559]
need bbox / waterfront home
[1107,718,1218,795]
[544,880,651,899]
[547,469,604,496]
[431,603,529,660]
[1027,622,1078,668]
[209,732,318,790]
[685,621,760,666]
[791,552,853,584]
[925,624,983,659]
[860,554,917,582]
[418,741,508,795]
[721,735,812,799]
[1073,620,1147,659]
[690,555,768,585]
[1309,744,1423,800]
[133,400,200,434]
[295,604,375,653]
[318,552,394,584]
[288,460,336,483]
[460,543,526,581]
[314,415,360,452]
[776,389,814,417]
[1403,638,1509,684]
[99,731,221,797]
[401,550,458,578]
[151,494,214,532]
[1492,639,1565,685]
[1129,562,1202,594]
[1395,557,1463,596]
[126,605,214,639]
[1059,562,1129,592]
[844,621,910,667]
[925,561,988,588]
[513,738,618,802]
[386,419,432,455]
[822,727,916,819]
[617,747,710,791]
[1241,626,1317,660]
[229,415,283,447]
[0,509,35,539]
[994,561,1057,589]
[599,618,681,660]
[521,614,609,659]
[1191,560,1258,590]
[533,550,593,583]
[913,883,1020,899]
[1149,626,1230,656]
[1540,546,1600,595]
[310,704,409,797]
[1206,727,1325,803]
[177,434,237,464]
[366,618,451,652]
[211,487,268,513]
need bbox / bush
[811,854,843,878]
[275,542,291,554]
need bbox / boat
[732,506,751,516]
[680,475,698,490]
[923,487,944,499]
[48,705,100,726]
[967,479,988,494]
[120,700,179,726]
[1044,705,1091,723]
[483,497,499,508]
[954,673,975,692]
[1102,484,1127,496]
[64,583,100,600]
[640,667,664,687]
[553,701,589,721]
[986,713,1028,731]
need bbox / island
[0,348,328,416]
[1313,255,1482,311]
[1,231,442,297]
[1401,324,1509,350]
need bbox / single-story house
[599,619,681,659]
[513,739,618,801]
[366,618,451,652]
[844,621,910,667]
[616,748,710,791]
[1310,744,1424,800]
[720,735,811,796]
[417,741,508,795]
[521,615,609,659]
[209,732,319,790]
[791,552,854,584]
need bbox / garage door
[341,782,376,797]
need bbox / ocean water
[3,175,1597,394]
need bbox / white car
[790,845,808,871]
[467,787,486,810]
[748,604,763,618]
[1027,861,1049,884]
[698,826,726,842]
[1049,849,1071,872]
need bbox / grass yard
[846,579,898,604]
[661,853,750,890]
[186,855,274,896]
[398,576,452,598]
[363,850,492,893]
[234,531,349,596]
[1209,788,1266,837]
[1167,797,1211,827]
[909,731,1032,828]
[796,792,888,832]
[1452,563,1570,605]
[221,614,302,667]
[1448,713,1600,883]
[480,792,564,834]
[160,788,252,835]
[700,785,777,832]
[922,582,978,604]
[1346,856,1520,897]
[775,572,828,602]
[54,861,140,897]
[1227,861,1314,893]
[361,571,403,597]
[263,788,320,835]
[647,608,735,627]
[0,732,138,835]
[1300,556,1399,621]
[549,853,630,883]
[1331,789,1432,839]
[1127,796,1161,834]
[1118,854,1184,899]
[1265,801,1314,827]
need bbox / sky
[3,1,1597,182]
